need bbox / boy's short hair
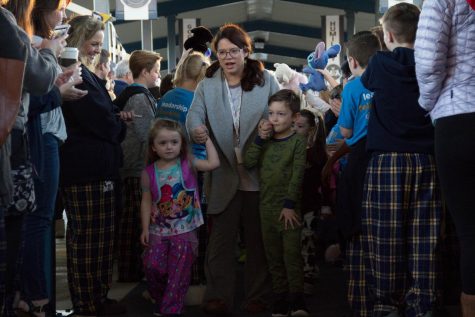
[268,89,300,114]
[381,3,420,44]
[129,50,162,79]
[346,31,381,68]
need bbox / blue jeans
[21,133,59,300]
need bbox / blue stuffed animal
[299,41,341,92]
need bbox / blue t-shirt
[156,87,194,124]
[337,77,373,147]
[156,87,206,159]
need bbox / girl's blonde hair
[147,119,189,165]
[173,52,209,87]
[66,15,104,67]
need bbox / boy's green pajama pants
[260,210,304,295]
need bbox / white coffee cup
[60,47,78,67]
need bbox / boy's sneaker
[289,294,310,317]
[271,299,290,317]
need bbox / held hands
[57,63,88,101]
[326,139,344,154]
[191,125,209,144]
[279,208,301,230]
[258,119,273,140]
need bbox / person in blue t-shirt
[321,31,380,317]
[156,52,210,159]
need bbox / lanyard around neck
[225,78,242,145]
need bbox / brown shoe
[202,299,229,315]
[243,300,267,314]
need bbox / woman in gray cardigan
[186,23,280,315]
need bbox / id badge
[234,147,243,164]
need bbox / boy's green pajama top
[244,133,307,294]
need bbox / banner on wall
[116,0,157,21]
[322,15,344,82]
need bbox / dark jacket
[362,48,434,154]
[60,65,126,185]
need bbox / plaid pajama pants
[117,177,143,282]
[361,153,442,317]
[345,235,373,317]
[62,181,116,315]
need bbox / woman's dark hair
[206,23,265,91]
[32,0,63,39]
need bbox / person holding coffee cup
[11,1,87,316]
[60,46,78,67]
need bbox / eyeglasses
[216,48,242,59]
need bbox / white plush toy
[273,63,308,93]
[273,62,331,113]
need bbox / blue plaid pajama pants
[361,153,442,317]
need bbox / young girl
[294,109,328,294]
[140,119,219,317]
[244,89,309,317]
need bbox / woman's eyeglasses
[216,48,242,59]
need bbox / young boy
[361,3,442,317]
[243,89,308,317]
[113,50,161,282]
[322,31,381,317]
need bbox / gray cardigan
[186,68,280,214]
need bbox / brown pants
[204,190,271,308]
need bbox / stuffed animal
[273,62,308,93]
[299,41,341,93]
[184,26,213,57]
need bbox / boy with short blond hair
[361,3,442,317]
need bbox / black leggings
[435,112,475,294]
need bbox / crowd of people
[1,0,475,317]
